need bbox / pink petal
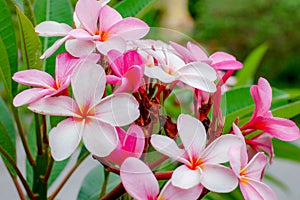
[172,164,202,189]
[28,96,78,117]
[13,88,53,107]
[40,36,70,59]
[75,0,101,34]
[212,60,243,70]
[150,134,188,164]
[201,135,242,164]
[240,178,277,200]
[95,37,126,55]
[55,52,81,86]
[108,17,150,40]
[123,50,144,73]
[169,41,197,63]
[68,29,100,40]
[65,39,96,57]
[99,5,122,33]
[115,66,144,93]
[120,157,159,200]
[232,123,248,165]
[187,42,209,61]
[12,69,55,88]
[247,133,274,161]
[159,180,203,200]
[228,145,243,177]
[49,118,82,161]
[35,21,72,36]
[201,164,238,192]
[209,52,236,64]
[244,152,267,180]
[250,116,300,141]
[71,61,105,108]
[106,75,121,84]
[82,120,118,157]
[107,125,144,165]
[94,93,139,126]
[107,50,124,76]
[177,114,207,159]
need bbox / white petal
[28,96,78,117]
[201,134,242,164]
[94,93,139,126]
[120,157,159,200]
[244,152,267,180]
[144,66,176,83]
[49,118,82,161]
[40,36,70,59]
[65,39,95,57]
[82,120,118,157]
[71,61,106,109]
[201,164,238,192]
[95,37,126,55]
[172,165,202,189]
[35,21,72,36]
[177,114,207,159]
[177,62,217,81]
[150,134,188,164]
[240,178,277,200]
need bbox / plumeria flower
[120,157,203,200]
[170,41,243,71]
[106,124,145,166]
[12,52,98,107]
[136,42,217,92]
[240,77,300,141]
[106,50,144,93]
[28,60,140,161]
[35,0,149,58]
[151,114,242,191]
[229,123,277,200]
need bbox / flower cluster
[12,0,299,199]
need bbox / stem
[99,170,110,199]
[100,183,126,200]
[41,115,48,145]
[11,173,26,200]
[42,156,54,182]
[154,171,173,180]
[0,146,36,199]
[12,108,35,166]
[34,114,43,155]
[48,152,90,200]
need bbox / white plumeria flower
[29,60,140,161]
[151,114,242,192]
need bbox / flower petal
[71,61,105,108]
[144,65,176,83]
[107,50,124,76]
[35,21,72,36]
[201,164,238,193]
[28,96,78,117]
[176,62,217,81]
[12,69,55,88]
[187,42,209,61]
[94,93,139,126]
[209,52,236,64]
[240,178,277,200]
[212,60,243,70]
[169,41,197,63]
[13,88,53,107]
[108,17,150,40]
[177,114,207,159]
[95,37,126,55]
[201,134,242,164]
[159,180,203,200]
[120,157,159,200]
[75,0,101,34]
[82,120,117,157]
[115,66,144,93]
[40,36,70,59]
[172,164,202,189]
[99,5,122,32]
[65,39,96,57]
[49,118,82,161]
[228,145,243,177]
[150,134,188,164]
[244,152,267,180]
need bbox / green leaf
[271,100,300,119]
[33,0,73,75]
[0,36,12,97]
[16,6,42,70]
[203,188,243,200]
[23,0,36,26]
[0,97,16,145]
[47,158,70,187]
[77,166,120,200]
[273,139,300,163]
[0,121,17,176]
[235,43,268,87]
[0,0,18,95]
[114,0,156,17]
[222,86,291,133]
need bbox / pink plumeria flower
[36,0,149,58]
[229,124,277,200]
[106,124,145,166]
[151,114,242,191]
[240,77,300,141]
[106,50,145,93]
[120,157,203,200]
[12,52,98,107]
[170,41,243,71]
[137,42,217,92]
[28,60,140,161]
